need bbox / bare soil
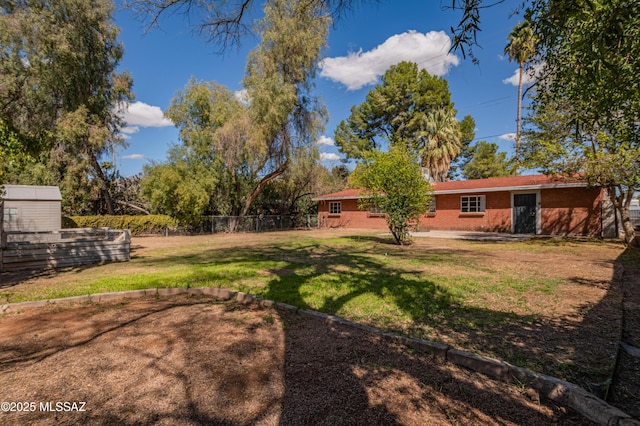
[609,257,640,418]
[0,297,593,425]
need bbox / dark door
[514,193,537,234]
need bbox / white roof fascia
[312,194,374,202]
[434,183,588,195]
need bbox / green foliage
[415,107,464,182]
[141,145,218,224]
[447,115,476,180]
[523,0,640,245]
[504,20,536,66]
[0,119,40,185]
[253,144,327,217]
[504,20,536,167]
[334,61,470,181]
[350,146,431,245]
[335,61,453,156]
[463,141,514,180]
[142,0,330,227]
[64,215,179,235]
[0,0,133,212]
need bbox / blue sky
[113,0,532,177]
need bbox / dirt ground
[0,297,594,425]
[609,258,640,418]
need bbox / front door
[513,193,537,234]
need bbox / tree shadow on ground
[608,247,640,418]
[122,236,623,394]
[1,232,629,422]
[0,299,591,425]
[277,308,589,425]
[256,241,633,404]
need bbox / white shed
[1,185,62,232]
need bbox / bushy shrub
[63,215,179,235]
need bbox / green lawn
[0,230,631,387]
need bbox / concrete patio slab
[411,230,534,242]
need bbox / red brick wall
[540,187,602,236]
[317,187,604,236]
[317,199,389,230]
[419,192,512,232]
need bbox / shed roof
[2,185,62,201]
[313,174,589,201]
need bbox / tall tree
[143,0,330,227]
[504,20,536,171]
[350,146,432,245]
[0,0,133,212]
[463,141,513,180]
[239,0,330,220]
[144,80,246,222]
[447,114,476,180]
[523,0,640,246]
[335,61,471,181]
[415,107,463,182]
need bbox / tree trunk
[88,151,115,215]
[610,186,638,248]
[115,200,150,215]
[232,160,289,232]
[620,208,637,248]
[515,63,523,174]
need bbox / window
[329,201,341,215]
[3,207,18,222]
[461,195,485,213]
[368,204,385,216]
[428,198,436,215]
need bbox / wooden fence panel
[0,229,130,273]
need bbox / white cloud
[316,135,335,146]
[502,63,543,87]
[320,30,459,91]
[234,89,250,105]
[500,133,516,140]
[320,152,341,161]
[122,154,145,160]
[121,125,140,134]
[118,101,173,128]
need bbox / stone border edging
[1,287,638,426]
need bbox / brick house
[313,175,616,237]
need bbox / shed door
[514,193,537,234]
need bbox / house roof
[432,174,588,195]
[312,189,363,201]
[313,174,589,201]
[1,185,62,201]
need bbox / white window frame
[3,207,18,222]
[329,201,341,215]
[460,195,486,213]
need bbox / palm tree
[505,20,536,173]
[415,108,462,182]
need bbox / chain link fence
[189,215,319,234]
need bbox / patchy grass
[0,230,627,389]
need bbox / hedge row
[63,215,179,236]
